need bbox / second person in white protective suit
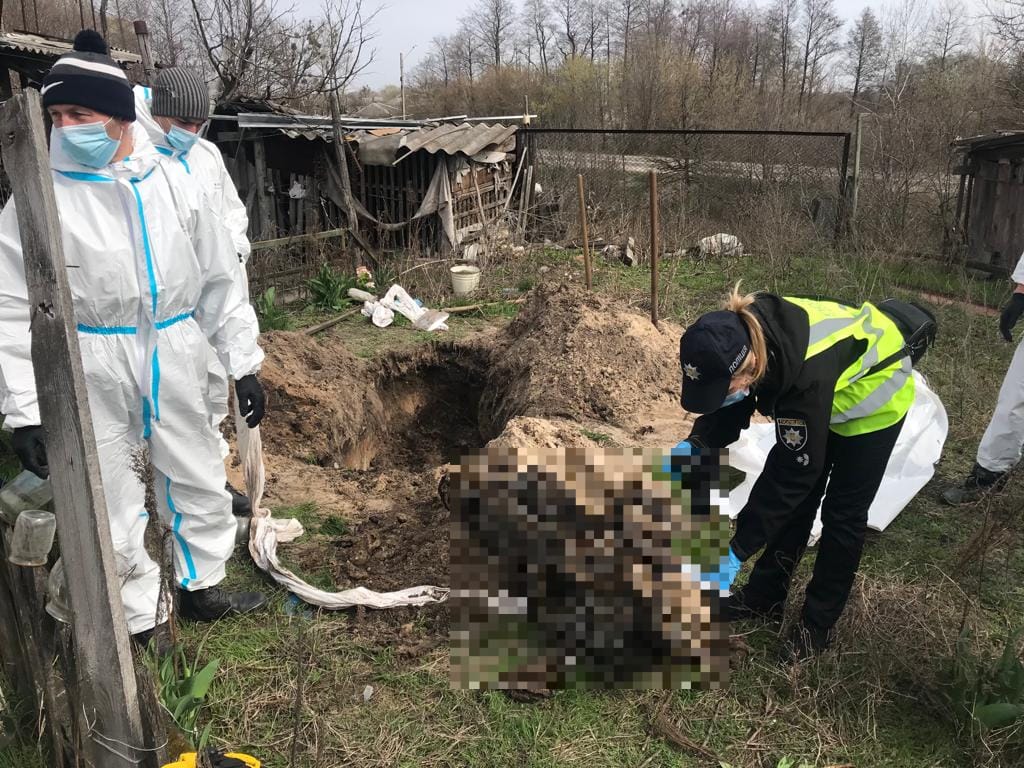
[132,68,253,517]
[0,30,267,649]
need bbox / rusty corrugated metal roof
[0,30,141,64]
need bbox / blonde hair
[724,282,768,385]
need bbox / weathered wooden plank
[252,138,273,240]
[250,227,347,251]
[0,90,154,767]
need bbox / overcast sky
[310,0,988,89]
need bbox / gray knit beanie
[151,67,209,122]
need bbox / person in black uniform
[677,285,922,656]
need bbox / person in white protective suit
[132,68,254,517]
[0,30,268,648]
[943,253,1024,504]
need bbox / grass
[4,240,1024,766]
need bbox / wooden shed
[207,102,519,252]
[950,131,1024,274]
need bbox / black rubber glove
[235,374,265,428]
[1000,293,1024,342]
[12,426,48,479]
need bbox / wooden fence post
[253,137,274,240]
[0,90,156,768]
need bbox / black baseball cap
[679,311,751,413]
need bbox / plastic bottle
[0,470,53,525]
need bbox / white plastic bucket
[451,265,481,296]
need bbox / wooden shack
[950,131,1024,274]
[208,103,518,252]
[205,101,521,297]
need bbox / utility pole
[400,45,416,121]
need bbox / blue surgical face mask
[166,124,199,152]
[720,388,749,409]
[57,118,121,168]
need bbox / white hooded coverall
[134,85,252,458]
[977,253,1024,473]
[0,123,264,633]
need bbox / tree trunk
[329,91,360,240]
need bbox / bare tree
[432,35,451,88]
[473,0,515,69]
[554,0,579,59]
[766,0,798,106]
[524,0,554,73]
[611,0,639,64]
[580,0,606,62]
[796,0,841,117]
[927,0,967,70]
[450,22,481,82]
[846,6,883,114]
[190,0,376,103]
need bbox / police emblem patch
[683,363,701,381]
[776,418,808,452]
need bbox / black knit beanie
[41,30,135,121]
[151,67,210,122]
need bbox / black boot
[722,587,785,624]
[227,483,252,517]
[178,586,267,622]
[941,464,1007,506]
[131,622,173,658]
[785,621,833,661]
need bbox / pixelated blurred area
[450,445,731,691]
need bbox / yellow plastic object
[161,753,260,768]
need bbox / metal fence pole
[649,171,659,327]
[850,113,865,237]
[577,174,592,291]
[836,131,852,241]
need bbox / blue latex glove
[661,440,694,480]
[701,547,742,595]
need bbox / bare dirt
[242,281,695,651]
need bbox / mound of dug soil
[479,283,684,438]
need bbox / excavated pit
[248,283,691,647]
[352,345,490,473]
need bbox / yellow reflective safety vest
[784,296,915,437]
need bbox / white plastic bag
[720,371,948,540]
[361,300,395,328]
[698,233,744,258]
[380,284,449,332]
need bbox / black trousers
[741,417,905,631]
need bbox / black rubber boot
[131,621,173,658]
[941,464,1007,506]
[178,586,267,622]
[722,587,785,625]
[227,483,252,517]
